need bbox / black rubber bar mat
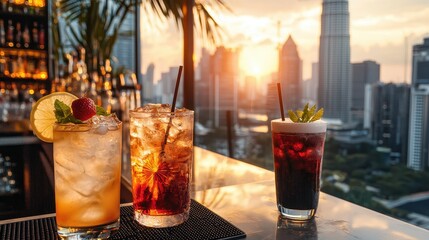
[0,200,246,240]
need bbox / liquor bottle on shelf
[37,59,47,79]
[7,0,13,13]
[31,22,38,49]
[22,55,29,77]
[38,24,44,49]
[0,19,5,47]
[88,80,100,105]
[27,55,35,76]
[1,0,7,12]
[14,0,25,14]
[16,55,24,78]
[15,22,22,48]
[68,49,89,97]
[9,55,17,78]
[6,20,14,47]
[99,60,113,113]
[0,54,5,76]
[22,24,30,48]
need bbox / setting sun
[239,45,277,78]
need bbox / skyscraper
[195,48,212,125]
[195,47,239,128]
[408,37,429,171]
[158,67,183,107]
[412,38,429,86]
[302,62,319,106]
[278,35,302,110]
[318,0,352,123]
[352,61,380,124]
[142,63,155,103]
[408,86,429,170]
[211,47,239,128]
[368,83,410,164]
[266,73,279,122]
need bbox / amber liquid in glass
[130,109,193,228]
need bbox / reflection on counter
[276,217,318,240]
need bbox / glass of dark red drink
[271,118,327,221]
[130,104,194,228]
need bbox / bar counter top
[1,146,429,239]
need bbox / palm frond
[143,0,228,45]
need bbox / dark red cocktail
[271,119,326,220]
[130,105,194,228]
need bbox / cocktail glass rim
[129,109,194,118]
[271,118,327,134]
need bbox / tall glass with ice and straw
[129,66,194,228]
[129,105,194,227]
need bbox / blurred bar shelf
[0,76,47,83]
[0,47,46,53]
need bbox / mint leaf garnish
[288,104,324,123]
[96,105,109,116]
[54,100,82,124]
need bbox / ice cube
[134,103,171,113]
[90,114,121,134]
[78,205,108,224]
[67,172,106,197]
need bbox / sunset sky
[140,0,429,85]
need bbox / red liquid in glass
[131,151,191,216]
[272,132,325,210]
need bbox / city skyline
[140,0,429,85]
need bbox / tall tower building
[159,67,183,107]
[352,60,380,124]
[195,47,239,128]
[278,35,302,110]
[412,38,429,86]
[142,63,155,103]
[369,83,410,164]
[302,63,319,106]
[266,73,279,122]
[318,0,352,123]
[408,86,429,170]
[211,47,239,128]
[195,48,212,125]
[408,37,429,171]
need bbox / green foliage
[57,0,134,73]
[322,138,429,220]
[371,165,429,198]
[54,100,82,124]
[96,105,109,116]
[288,103,324,123]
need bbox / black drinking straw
[161,66,183,152]
[170,66,183,112]
[277,82,285,121]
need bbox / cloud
[226,0,319,17]
[256,38,275,46]
[352,8,429,29]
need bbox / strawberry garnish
[71,97,97,121]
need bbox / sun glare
[239,45,277,78]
